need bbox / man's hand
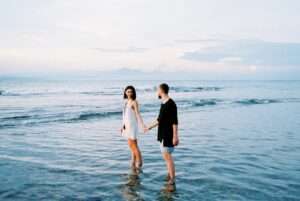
[173,135,179,146]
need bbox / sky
[0,0,300,79]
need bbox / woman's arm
[132,101,146,130]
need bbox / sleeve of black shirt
[170,102,178,125]
[157,105,162,122]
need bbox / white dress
[122,102,139,140]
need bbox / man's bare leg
[163,152,175,184]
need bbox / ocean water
[0,79,300,201]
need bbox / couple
[121,83,179,185]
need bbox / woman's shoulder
[127,100,138,107]
[132,100,139,106]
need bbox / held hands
[143,120,158,134]
[143,125,149,134]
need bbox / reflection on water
[121,167,178,201]
[121,167,144,201]
[157,184,178,201]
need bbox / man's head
[157,83,169,99]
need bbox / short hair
[159,83,169,94]
[123,85,136,100]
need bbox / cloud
[174,39,221,44]
[90,47,148,53]
[181,40,300,66]
[174,35,227,44]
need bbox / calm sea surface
[0,79,300,201]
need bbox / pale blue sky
[1,0,300,79]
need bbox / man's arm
[172,124,179,146]
[145,104,161,133]
[147,120,159,131]
[172,102,179,146]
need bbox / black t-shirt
[157,98,178,147]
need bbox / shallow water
[0,79,300,201]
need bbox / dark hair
[159,83,169,94]
[123,85,136,100]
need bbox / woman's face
[126,89,134,99]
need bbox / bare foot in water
[134,162,143,174]
[165,174,170,181]
[163,181,176,192]
[135,161,143,169]
[167,178,175,185]
[130,160,136,168]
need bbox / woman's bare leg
[128,139,143,168]
[128,140,136,167]
[135,142,143,168]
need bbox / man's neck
[161,95,170,103]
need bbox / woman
[121,86,145,169]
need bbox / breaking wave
[69,111,122,121]
[235,99,280,105]
[170,86,222,92]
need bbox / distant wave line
[0,86,223,97]
[1,98,299,129]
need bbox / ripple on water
[209,165,247,176]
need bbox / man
[145,83,179,185]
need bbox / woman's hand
[143,125,149,133]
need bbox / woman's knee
[128,139,136,147]
[128,140,137,150]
